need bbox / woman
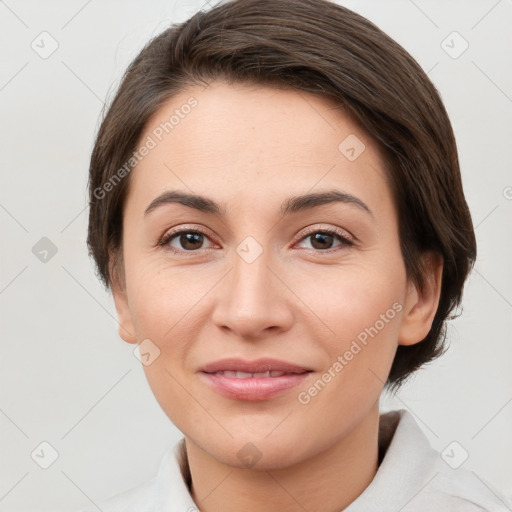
[84,0,511,510]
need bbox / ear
[109,249,137,345]
[398,252,443,346]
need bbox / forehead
[125,81,390,214]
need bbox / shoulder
[346,410,512,512]
[390,410,512,511]
[406,461,512,511]
[415,454,512,512]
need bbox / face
[112,81,440,469]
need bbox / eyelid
[158,224,218,247]
[293,224,355,246]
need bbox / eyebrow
[144,189,372,218]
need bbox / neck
[184,403,380,512]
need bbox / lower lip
[200,372,312,401]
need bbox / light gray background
[1,0,511,510]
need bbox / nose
[211,245,294,340]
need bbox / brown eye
[297,228,354,252]
[309,232,335,250]
[176,232,204,250]
[161,230,213,252]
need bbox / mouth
[205,370,308,378]
[199,358,313,401]
[200,357,312,374]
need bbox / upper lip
[200,358,312,374]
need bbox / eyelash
[158,225,355,256]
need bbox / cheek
[130,267,205,429]
[294,255,405,334]
[290,271,404,441]
[125,257,213,339]
[293,258,406,386]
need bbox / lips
[199,358,313,401]
[200,358,312,375]
[210,370,291,378]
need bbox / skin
[111,81,443,512]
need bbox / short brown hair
[87,0,477,389]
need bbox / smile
[208,370,299,378]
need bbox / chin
[212,440,307,471]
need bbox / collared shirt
[80,409,512,511]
